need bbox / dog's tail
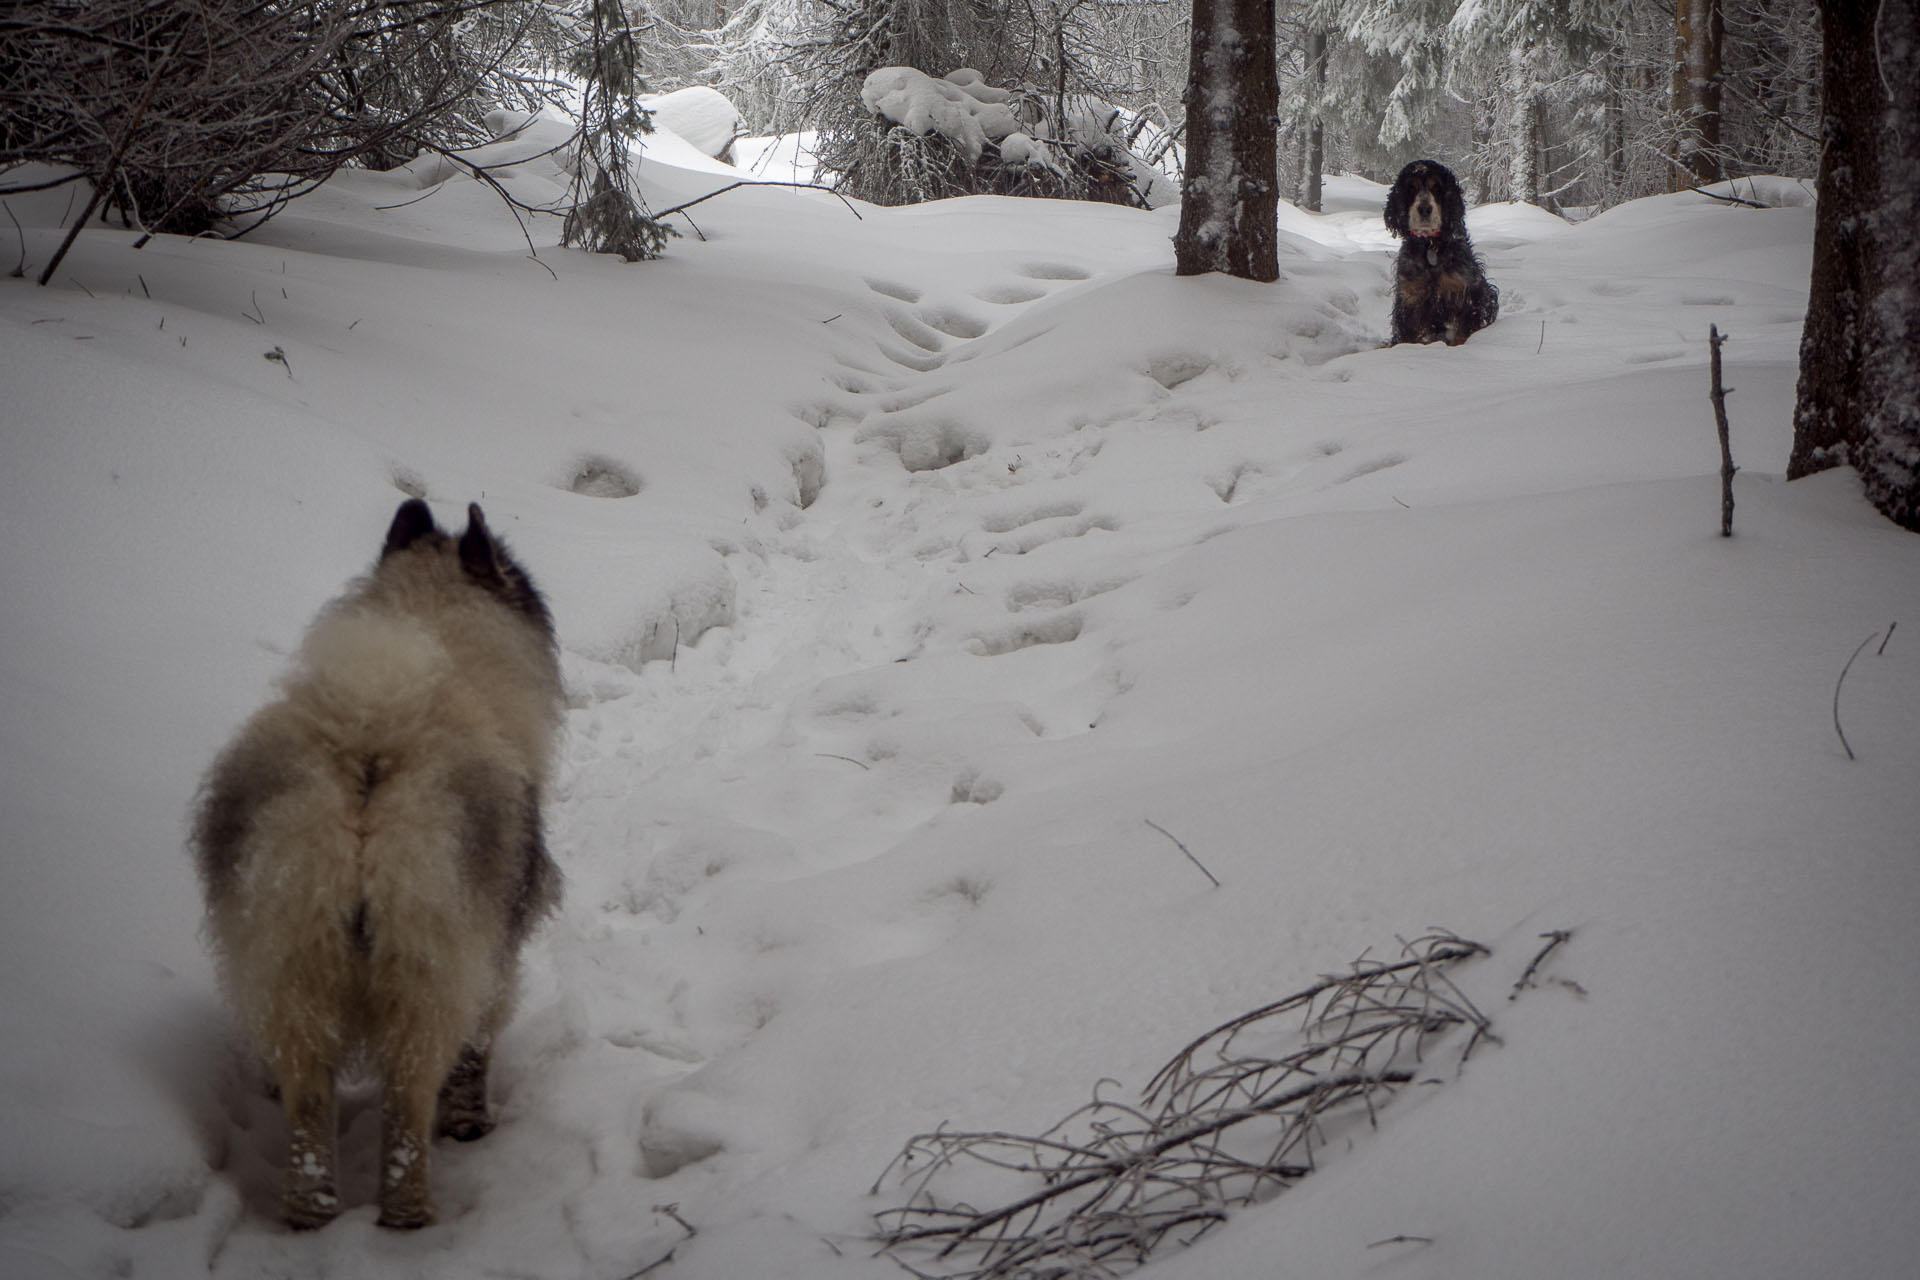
[288,608,449,745]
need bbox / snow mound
[640,87,743,161]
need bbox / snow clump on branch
[861,67,1034,168]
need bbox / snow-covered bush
[847,67,1176,208]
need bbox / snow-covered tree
[562,0,672,261]
[1788,0,1920,532]
[1174,0,1279,279]
[0,0,567,248]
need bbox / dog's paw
[283,1186,342,1231]
[439,1111,495,1142]
[377,1202,436,1230]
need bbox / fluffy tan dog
[191,499,562,1229]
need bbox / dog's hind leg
[370,950,472,1228]
[277,1052,342,1229]
[437,1040,495,1142]
[378,1069,446,1228]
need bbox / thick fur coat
[1383,159,1500,346]
[191,499,562,1229]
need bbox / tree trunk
[1509,42,1541,206]
[1789,0,1920,532]
[1303,27,1326,214]
[1174,0,1279,280]
[1674,0,1724,186]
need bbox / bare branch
[873,932,1518,1279]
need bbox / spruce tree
[562,0,672,261]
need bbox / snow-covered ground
[3,123,1915,1280]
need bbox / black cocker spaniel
[1383,160,1499,347]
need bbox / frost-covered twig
[872,932,1499,1279]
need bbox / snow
[862,67,1024,165]
[2,114,1916,1280]
[639,88,743,161]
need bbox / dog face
[1384,160,1467,241]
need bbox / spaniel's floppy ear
[1383,177,1410,238]
[1441,172,1469,236]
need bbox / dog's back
[192,500,561,1228]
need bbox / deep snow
[2,122,1915,1280]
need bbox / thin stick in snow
[1709,325,1736,536]
[1143,818,1220,888]
[1833,624,1897,761]
[1509,929,1579,1001]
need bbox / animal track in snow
[877,342,947,373]
[1207,461,1263,504]
[919,306,990,340]
[967,610,1083,656]
[866,278,922,303]
[1624,348,1685,365]
[859,419,988,472]
[1019,261,1091,281]
[948,770,1004,805]
[974,282,1047,305]
[829,370,878,395]
[789,401,854,430]
[1004,571,1137,612]
[565,455,643,498]
[390,466,428,499]
[886,309,948,353]
[989,511,1119,556]
[927,873,992,906]
[876,385,953,413]
[1337,453,1408,483]
[980,497,1085,534]
[1145,353,1213,391]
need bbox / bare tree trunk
[1675,0,1725,185]
[1789,0,1920,532]
[1303,27,1326,213]
[1173,0,1279,280]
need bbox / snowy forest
[4,2,1920,1280]
[2,0,1823,221]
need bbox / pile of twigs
[872,931,1495,1279]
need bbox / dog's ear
[1383,176,1409,238]
[1442,172,1469,235]
[459,503,505,586]
[383,498,437,558]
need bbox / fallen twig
[1144,818,1220,888]
[1833,624,1896,760]
[1510,929,1574,1001]
[873,932,1503,1280]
